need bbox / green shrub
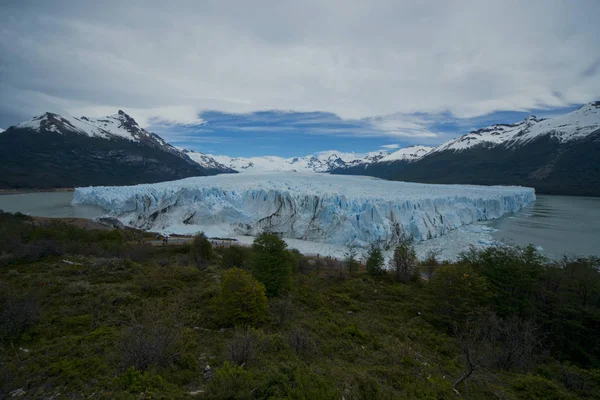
[389,237,418,283]
[220,245,251,269]
[344,245,361,274]
[226,328,261,366]
[216,267,269,326]
[119,310,182,371]
[365,242,385,277]
[250,233,292,297]
[426,265,491,329]
[189,232,213,270]
[205,362,253,400]
[270,294,295,327]
[512,374,570,400]
[0,287,39,343]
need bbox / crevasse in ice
[72,173,535,248]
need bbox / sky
[1,0,599,157]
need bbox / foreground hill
[0,111,235,189]
[334,102,600,196]
[1,211,599,398]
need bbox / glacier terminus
[72,173,536,249]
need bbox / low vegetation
[0,210,599,399]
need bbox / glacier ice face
[72,173,536,248]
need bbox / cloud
[1,0,599,130]
[380,144,400,150]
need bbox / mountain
[333,102,600,196]
[0,111,235,189]
[191,149,401,173]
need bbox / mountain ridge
[0,111,235,189]
[332,101,600,196]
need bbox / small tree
[365,242,385,277]
[389,237,418,283]
[189,232,213,270]
[422,249,441,279]
[221,245,251,269]
[426,265,491,329]
[344,245,360,275]
[216,268,269,326]
[250,233,292,297]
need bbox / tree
[365,242,385,277]
[453,310,543,391]
[343,245,360,275]
[426,265,491,329]
[221,245,251,269]
[189,232,213,270]
[250,233,292,297]
[389,238,418,283]
[216,268,269,326]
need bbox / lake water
[0,192,105,219]
[0,192,598,259]
[488,194,600,259]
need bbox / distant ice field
[73,173,535,251]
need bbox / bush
[189,232,213,270]
[250,233,292,297]
[365,242,385,276]
[512,374,570,400]
[426,265,491,329]
[119,312,182,371]
[343,245,360,275]
[389,238,418,283]
[220,245,251,269]
[288,327,315,358]
[270,294,295,327]
[226,329,260,366]
[0,287,39,343]
[216,268,269,326]
[205,362,253,400]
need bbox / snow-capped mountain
[181,149,232,171]
[189,147,430,173]
[430,116,543,153]
[198,151,371,173]
[378,146,433,162]
[333,101,600,196]
[14,110,185,158]
[430,102,600,153]
[0,110,234,189]
[0,128,4,133]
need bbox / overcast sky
[1,0,599,156]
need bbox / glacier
[72,173,536,248]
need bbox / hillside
[0,111,235,189]
[1,212,599,398]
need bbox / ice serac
[73,173,536,247]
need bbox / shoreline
[0,188,75,196]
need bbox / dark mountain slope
[333,102,600,196]
[0,111,235,189]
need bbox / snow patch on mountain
[432,101,600,153]
[73,173,535,248]
[11,110,198,162]
[181,149,231,171]
[379,145,433,162]
[508,101,600,146]
[207,150,390,173]
[16,110,150,142]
